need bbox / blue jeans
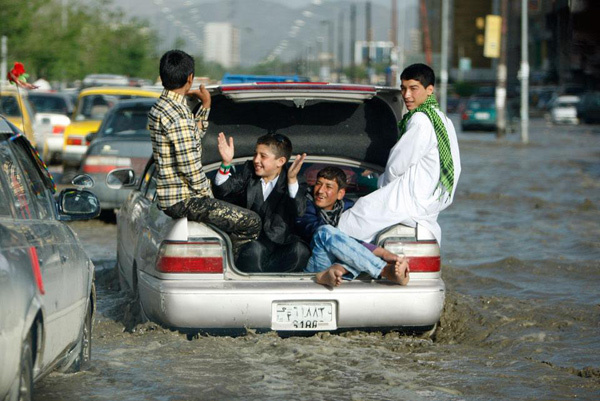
[305,225,386,280]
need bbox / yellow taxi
[0,86,36,146]
[62,86,160,170]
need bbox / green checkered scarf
[398,94,454,196]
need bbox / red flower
[10,62,26,77]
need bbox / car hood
[199,84,403,168]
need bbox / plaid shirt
[148,89,213,209]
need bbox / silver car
[0,117,100,401]
[108,83,443,334]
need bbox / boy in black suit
[213,132,310,273]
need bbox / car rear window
[29,95,69,115]
[100,106,152,136]
[0,97,21,117]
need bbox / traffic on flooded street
[31,119,600,401]
[2,1,599,400]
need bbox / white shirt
[337,109,461,245]
[214,171,299,199]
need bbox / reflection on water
[36,120,600,400]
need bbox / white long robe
[337,110,461,245]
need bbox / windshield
[75,94,153,121]
[0,96,21,117]
[99,105,153,137]
[29,94,69,115]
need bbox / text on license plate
[474,111,491,120]
[271,302,337,331]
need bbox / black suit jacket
[213,160,307,245]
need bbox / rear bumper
[138,272,445,331]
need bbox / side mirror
[85,132,96,143]
[71,174,94,188]
[106,168,137,189]
[57,189,101,221]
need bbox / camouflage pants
[164,196,261,255]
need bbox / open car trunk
[197,85,403,169]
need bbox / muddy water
[35,119,600,400]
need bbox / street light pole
[440,0,450,114]
[520,0,529,143]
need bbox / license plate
[475,112,491,120]
[272,302,337,331]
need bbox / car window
[0,169,15,217]
[100,106,151,136]
[29,95,69,115]
[300,163,380,200]
[207,160,380,201]
[75,94,154,121]
[144,171,158,202]
[139,163,156,199]
[0,96,21,117]
[11,138,55,219]
[0,143,37,219]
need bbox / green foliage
[0,0,159,83]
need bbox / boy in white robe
[337,63,461,247]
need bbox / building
[203,23,240,69]
[353,40,395,65]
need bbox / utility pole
[496,0,508,138]
[419,0,433,65]
[338,11,344,82]
[440,0,450,113]
[520,0,529,143]
[390,0,399,87]
[350,3,356,83]
[366,1,373,83]
[1,36,7,86]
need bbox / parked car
[0,115,100,401]
[460,96,517,132]
[547,95,580,125]
[62,87,160,174]
[576,91,600,124]
[107,83,444,335]
[0,86,37,146]
[27,91,75,164]
[81,74,129,88]
[80,98,156,211]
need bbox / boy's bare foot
[380,257,410,285]
[379,248,401,263]
[315,264,348,287]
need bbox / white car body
[34,112,71,159]
[112,83,445,334]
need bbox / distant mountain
[112,0,419,66]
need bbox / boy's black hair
[159,50,195,90]
[317,166,348,189]
[256,133,292,162]
[400,63,436,88]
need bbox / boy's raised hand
[187,84,211,109]
[217,132,234,165]
[287,153,307,184]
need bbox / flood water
[35,118,600,400]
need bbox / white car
[107,83,444,335]
[0,116,100,401]
[549,95,580,124]
[28,92,74,163]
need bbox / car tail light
[82,155,132,174]
[52,125,66,134]
[383,240,440,272]
[66,136,85,146]
[156,240,224,273]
